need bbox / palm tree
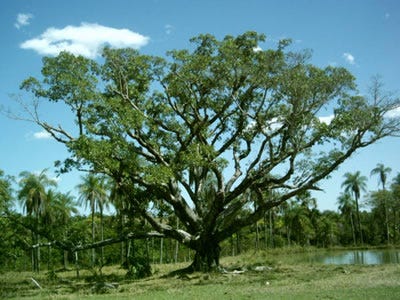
[371,163,392,244]
[342,171,367,245]
[18,169,57,272]
[41,189,58,272]
[109,178,131,266]
[283,198,315,246]
[48,191,78,269]
[370,163,391,191]
[76,173,109,267]
[337,192,356,245]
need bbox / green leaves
[40,52,99,104]
[102,47,160,102]
[21,33,392,192]
[0,169,13,214]
[19,32,399,250]
[17,169,58,217]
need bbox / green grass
[2,249,400,299]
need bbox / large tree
[19,32,400,271]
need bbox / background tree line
[0,163,399,275]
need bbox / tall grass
[1,249,400,299]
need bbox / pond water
[306,249,400,265]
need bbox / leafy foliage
[0,169,13,214]
[17,31,400,271]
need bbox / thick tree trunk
[189,238,221,272]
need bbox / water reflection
[310,249,400,265]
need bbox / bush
[125,256,151,279]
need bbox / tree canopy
[19,31,400,271]
[0,169,13,214]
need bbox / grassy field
[1,249,399,299]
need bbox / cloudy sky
[1,0,399,212]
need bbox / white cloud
[385,106,400,118]
[165,24,174,35]
[20,22,149,58]
[244,117,283,135]
[319,115,334,125]
[33,130,52,140]
[343,52,355,65]
[15,13,33,29]
[266,118,283,132]
[253,46,262,52]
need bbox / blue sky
[1,0,399,212]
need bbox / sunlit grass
[1,249,400,299]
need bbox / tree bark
[189,237,221,272]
